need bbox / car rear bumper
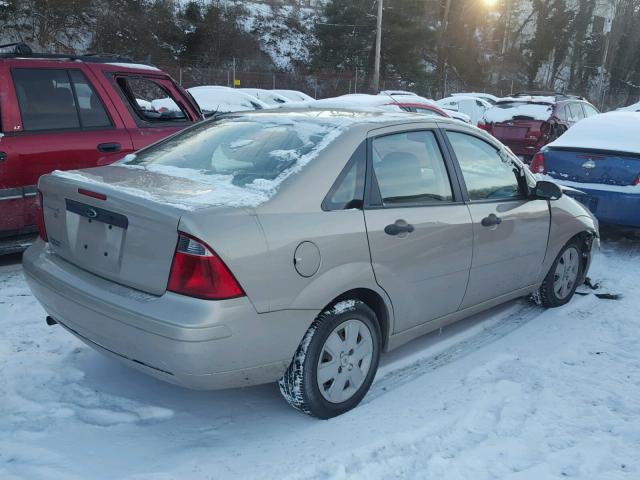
[23,240,315,390]
[564,187,640,227]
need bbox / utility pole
[598,18,611,110]
[438,0,452,97]
[372,0,383,93]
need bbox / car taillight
[35,190,48,242]
[477,120,490,131]
[530,152,546,175]
[167,232,245,300]
[634,176,640,186]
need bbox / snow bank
[548,111,640,154]
[2,238,640,479]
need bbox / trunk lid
[492,119,545,141]
[544,148,640,186]
[38,165,220,295]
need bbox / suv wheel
[278,300,381,419]
[538,240,583,308]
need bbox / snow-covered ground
[1,231,639,479]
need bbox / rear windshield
[485,101,553,123]
[125,114,344,187]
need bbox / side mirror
[534,180,562,200]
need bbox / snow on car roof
[238,88,289,105]
[187,87,269,112]
[272,89,314,102]
[379,90,418,96]
[452,92,499,102]
[438,95,492,106]
[105,62,160,71]
[617,101,640,112]
[483,99,554,123]
[498,95,556,104]
[292,94,405,112]
[547,111,640,154]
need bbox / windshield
[125,114,343,187]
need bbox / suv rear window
[12,68,111,131]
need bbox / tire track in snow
[364,302,544,404]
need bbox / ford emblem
[86,208,98,219]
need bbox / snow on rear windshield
[484,102,553,123]
[548,111,640,154]
[122,114,348,207]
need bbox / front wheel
[538,240,583,308]
[278,301,381,419]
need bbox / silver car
[24,110,598,418]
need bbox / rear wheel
[278,301,381,419]
[538,240,582,308]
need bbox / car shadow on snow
[69,297,537,425]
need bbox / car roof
[0,44,163,75]
[0,55,163,74]
[222,108,470,129]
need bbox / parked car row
[1,42,638,257]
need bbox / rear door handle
[481,213,502,227]
[384,221,415,236]
[97,143,121,153]
[0,152,6,162]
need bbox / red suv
[0,44,202,253]
[478,92,599,162]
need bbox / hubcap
[316,319,374,403]
[553,246,580,300]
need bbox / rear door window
[371,130,454,205]
[116,76,187,123]
[13,68,80,131]
[582,104,599,117]
[568,103,585,122]
[447,131,522,201]
[12,68,112,131]
[68,70,112,128]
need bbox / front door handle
[97,142,121,153]
[481,213,502,227]
[0,151,7,162]
[384,220,415,236]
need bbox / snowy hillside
[1,232,639,479]
[236,2,319,70]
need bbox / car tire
[538,239,583,308]
[278,300,381,419]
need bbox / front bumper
[23,240,315,390]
